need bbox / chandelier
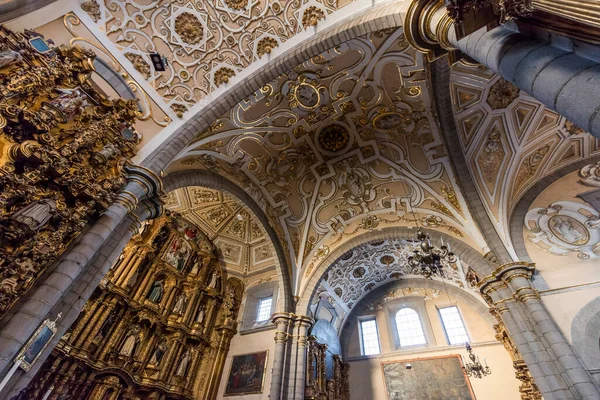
[463,343,491,378]
[407,228,457,278]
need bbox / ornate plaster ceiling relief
[162,186,276,276]
[84,0,351,112]
[315,239,480,311]
[170,30,488,291]
[451,62,600,254]
[525,201,600,259]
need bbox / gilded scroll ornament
[81,0,101,22]
[171,103,188,118]
[0,26,140,318]
[125,53,151,79]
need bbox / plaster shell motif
[525,201,600,259]
[173,31,484,282]
[162,187,276,275]
[320,239,476,309]
[89,0,346,106]
[451,62,600,254]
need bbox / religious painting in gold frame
[15,318,59,372]
[224,350,269,396]
[381,354,476,400]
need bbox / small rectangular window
[256,296,273,322]
[360,319,381,355]
[439,306,469,345]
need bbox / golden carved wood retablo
[16,212,243,400]
[0,25,141,319]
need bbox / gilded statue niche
[18,212,244,400]
[0,26,140,319]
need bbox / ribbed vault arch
[161,169,293,312]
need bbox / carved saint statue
[126,268,139,289]
[12,199,56,232]
[175,350,190,376]
[148,339,167,367]
[51,88,88,115]
[172,293,187,315]
[94,312,115,341]
[119,325,140,357]
[147,280,164,303]
[208,271,220,290]
[190,258,200,275]
[195,305,205,324]
[0,49,23,68]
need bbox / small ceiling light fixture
[150,53,167,72]
[463,343,491,379]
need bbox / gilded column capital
[479,262,539,304]
[404,0,458,61]
[293,314,315,329]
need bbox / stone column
[479,263,600,400]
[285,314,314,400]
[269,313,294,400]
[405,0,600,139]
[293,316,313,400]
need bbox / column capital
[405,0,458,61]
[479,262,535,287]
[271,312,294,324]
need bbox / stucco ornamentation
[525,201,600,259]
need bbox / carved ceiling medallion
[174,12,204,45]
[487,78,520,109]
[294,83,320,109]
[525,200,600,259]
[373,111,409,131]
[317,123,350,153]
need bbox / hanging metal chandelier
[407,228,457,278]
[463,343,491,378]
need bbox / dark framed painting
[15,318,58,371]
[381,354,476,400]
[224,351,268,396]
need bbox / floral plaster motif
[88,0,349,106]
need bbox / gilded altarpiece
[0,25,141,318]
[305,336,349,400]
[17,213,243,400]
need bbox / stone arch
[161,169,293,312]
[140,1,407,173]
[571,296,600,372]
[508,154,600,262]
[297,226,495,315]
[339,277,495,360]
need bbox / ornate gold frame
[15,318,59,372]
[223,350,269,397]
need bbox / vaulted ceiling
[166,28,489,292]
[450,62,600,258]
[163,186,276,277]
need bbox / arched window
[395,308,426,347]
